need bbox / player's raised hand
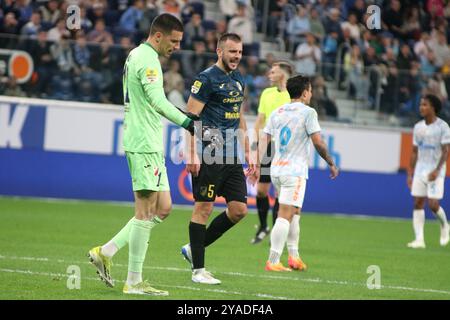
[329,165,339,179]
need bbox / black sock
[204,211,235,247]
[272,197,279,226]
[256,196,269,230]
[189,222,206,269]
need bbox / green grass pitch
[0,196,449,300]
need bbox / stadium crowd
[0,0,450,125]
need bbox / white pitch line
[1,254,450,296]
[0,267,291,300]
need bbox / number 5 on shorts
[208,184,215,198]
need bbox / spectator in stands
[87,19,114,44]
[0,13,19,48]
[294,32,321,77]
[87,1,105,26]
[311,75,338,119]
[21,10,41,39]
[227,3,255,56]
[380,32,399,61]
[16,0,33,24]
[109,36,132,104]
[39,0,61,26]
[379,62,399,117]
[401,6,422,41]
[204,30,217,53]
[3,76,26,97]
[414,32,432,60]
[51,33,76,74]
[164,59,184,95]
[119,0,144,33]
[215,19,227,38]
[420,50,437,77]
[322,31,338,81]
[161,0,181,19]
[181,38,209,80]
[47,18,68,42]
[340,12,360,42]
[167,78,187,108]
[398,59,422,117]
[314,0,334,22]
[397,43,413,72]
[80,6,94,33]
[220,0,238,22]
[138,0,159,36]
[309,7,325,42]
[286,5,310,52]
[347,0,365,23]
[344,44,368,100]
[382,0,405,39]
[323,7,342,37]
[429,30,450,68]
[27,29,55,98]
[184,12,205,49]
[90,41,114,103]
[359,30,374,53]
[363,46,379,67]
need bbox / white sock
[193,268,205,275]
[268,218,290,264]
[413,209,425,241]
[101,241,119,258]
[149,216,163,229]
[433,207,449,228]
[127,271,142,286]
[287,214,300,258]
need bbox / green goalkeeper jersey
[122,42,190,153]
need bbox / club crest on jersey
[236,81,242,92]
[200,186,207,197]
[191,80,202,94]
[145,68,158,83]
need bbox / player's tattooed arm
[429,144,449,181]
[408,145,418,188]
[311,132,339,179]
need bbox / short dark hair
[150,13,184,35]
[424,94,442,114]
[217,33,242,48]
[272,61,293,77]
[287,75,311,99]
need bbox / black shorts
[259,141,273,184]
[192,163,247,203]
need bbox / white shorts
[411,176,445,200]
[271,175,307,208]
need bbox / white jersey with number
[263,102,321,179]
[413,117,450,179]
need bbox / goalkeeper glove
[177,107,200,136]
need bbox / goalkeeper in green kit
[87,14,197,296]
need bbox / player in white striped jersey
[407,94,450,248]
[258,75,339,271]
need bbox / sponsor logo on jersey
[191,80,202,94]
[145,68,158,83]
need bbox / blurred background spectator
[0,0,449,127]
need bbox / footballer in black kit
[181,33,257,284]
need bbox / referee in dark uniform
[181,33,257,284]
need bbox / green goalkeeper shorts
[125,152,170,192]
